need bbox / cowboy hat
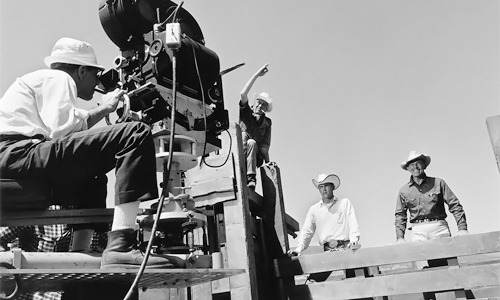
[253,92,273,112]
[312,173,340,190]
[401,150,431,170]
[44,37,105,70]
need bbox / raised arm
[240,64,269,105]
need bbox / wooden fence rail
[274,231,500,300]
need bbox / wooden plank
[248,188,264,214]
[191,282,212,300]
[465,285,500,298]
[275,231,500,277]
[211,246,230,294]
[190,177,235,199]
[289,263,500,300]
[193,190,237,207]
[0,208,114,226]
[222,123,259,300]
[486,115,500,173]
[285,214,299,238]
[260,163,290,253]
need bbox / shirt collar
[319,196,338,208]
[408,173,428,186]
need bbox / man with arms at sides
[395,151,468,268]
[239,64,272,190]
[288,173,361,282]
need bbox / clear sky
[1,0,499,248]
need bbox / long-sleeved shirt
[294,197,360,254]
[0,69,89,140]
[395,174,467,239]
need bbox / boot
[101,229,185,269]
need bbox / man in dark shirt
[395,151,468,245]
[239,64,272,190]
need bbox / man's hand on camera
[287,250,298,257]
[101,89,126,113]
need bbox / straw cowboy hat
[44,37,105,70]
[253,92,273,112]
[312,173,341,190]
[400,150,431,170]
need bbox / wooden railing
[274,231,500,300]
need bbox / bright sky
[1,0,499,248]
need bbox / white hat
[253,92,273,112]
[312,173,340,190]
[401,150,431,170]
[44,37,104,70]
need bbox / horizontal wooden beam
[0,208,114,226]
[289,263,500,300]
[285,214,299,236]
[275,231,500,277]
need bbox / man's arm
[87,89,125,128]
[395,193,408,242]
[441,180,468,234]
[240,64,269,105]
[345,200,361,246]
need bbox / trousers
[412,219,451,241]
[242,132,264,176]
[0,122,158,207]
[412,220,451,269]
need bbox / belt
[323,240,349,251]
[412,218,441,224]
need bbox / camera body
[98,0,229,153]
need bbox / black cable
[172,1,184,23]
[122,24,181,300]
[201,129,232,168]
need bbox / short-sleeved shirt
[239,101,271,148]
[0,69,89,140]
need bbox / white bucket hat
[44,37,104,70]
[253,92,273,112]
[401,150,431,170]
[312,173,340,190]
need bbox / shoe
[247,174,256,190]
[101,229,185,269]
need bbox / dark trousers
[0,122,158,207]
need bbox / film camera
[98,0,229,255]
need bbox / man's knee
[122,122,152,138]
[245,138,257,150]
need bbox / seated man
[238,64,273,189]
[0,37,181,269]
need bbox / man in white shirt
[0,37,182,269]
[288,173,361,282]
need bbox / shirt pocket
[336,211,344,224]
[403,196,418,208]
[426,189,441,203]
